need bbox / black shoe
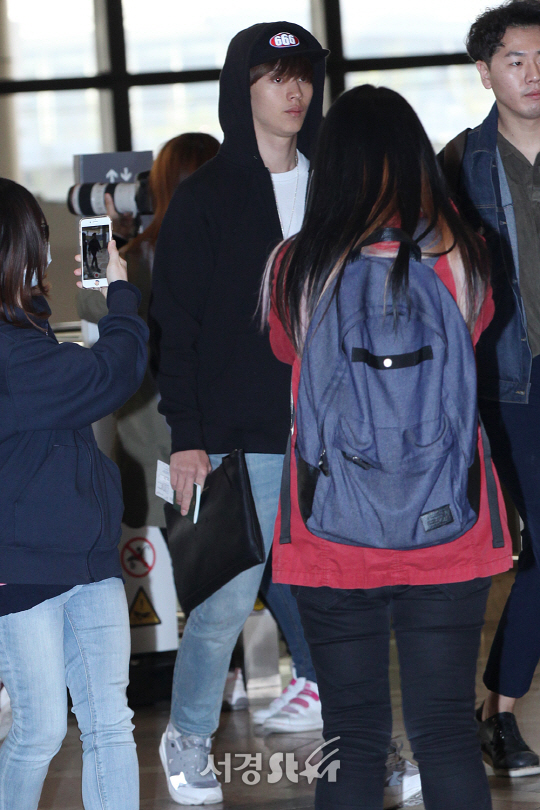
[476,703,540,777]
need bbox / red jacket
[269,253,513,588]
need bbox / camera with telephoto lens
[67,171,152,217]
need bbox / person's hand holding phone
[74,240,128,297]
[170,450,212,516]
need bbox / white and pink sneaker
[263,680,323,733]
[252,670,306,725]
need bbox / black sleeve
[150,184,215,453]
[7,282,149,430]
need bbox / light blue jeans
[0,578,138,810]
[170,452,284,736]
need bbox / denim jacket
[458,102,532,403]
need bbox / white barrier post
[119,524,179,654]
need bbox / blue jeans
[0,578,138,810]
[171,453,285,736]
[260,551,317,682]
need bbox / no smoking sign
[121,537,156,578]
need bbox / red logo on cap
[269,33,300,48]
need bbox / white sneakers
[262,679,324,733]
[252,671,306,725]
[252,668,324,733]
[222,667,249,712]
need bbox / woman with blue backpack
[261,85,513,810]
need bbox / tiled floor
[31,569,540,808]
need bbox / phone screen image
[81,224,110,282]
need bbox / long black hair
[265,85,488,354]
[0,178,49,325]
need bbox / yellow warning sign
[129,587,161,627]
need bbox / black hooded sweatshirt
[151,22,326,455]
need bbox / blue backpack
[282,229,503,551]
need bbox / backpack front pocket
[308,417,475,550]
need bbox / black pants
[481,356,540,697]
[293,579,492,810]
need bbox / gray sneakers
[384,740,422,809]
[159,723,223,805]
[158,721,422,807]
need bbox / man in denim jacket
[444,0,540,778]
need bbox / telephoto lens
[67,172,152,217]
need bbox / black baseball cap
[249,23,329,68]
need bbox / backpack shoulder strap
[279,429,293,544]
[440,128,471,197]
[479,418,505,549]
[356,227,422,261]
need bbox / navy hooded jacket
[0,281,148,584]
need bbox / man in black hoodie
[151,22,327,805]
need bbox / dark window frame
[0,0,472,151]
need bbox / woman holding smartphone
[0,178,147,810]
[262,86,513,810]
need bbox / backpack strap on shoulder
[279,430,293,544]
[279,389,295,545]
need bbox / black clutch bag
[164,449,265,614]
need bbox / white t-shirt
[271,150,310,239]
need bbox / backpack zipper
[341,450,371,470]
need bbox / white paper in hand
[155,460,175,504]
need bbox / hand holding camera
[104,192,136,241]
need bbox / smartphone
[80,216,112,288]
[174,483,202,523]
[188,483,202,524]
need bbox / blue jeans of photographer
[0,577,138,810]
